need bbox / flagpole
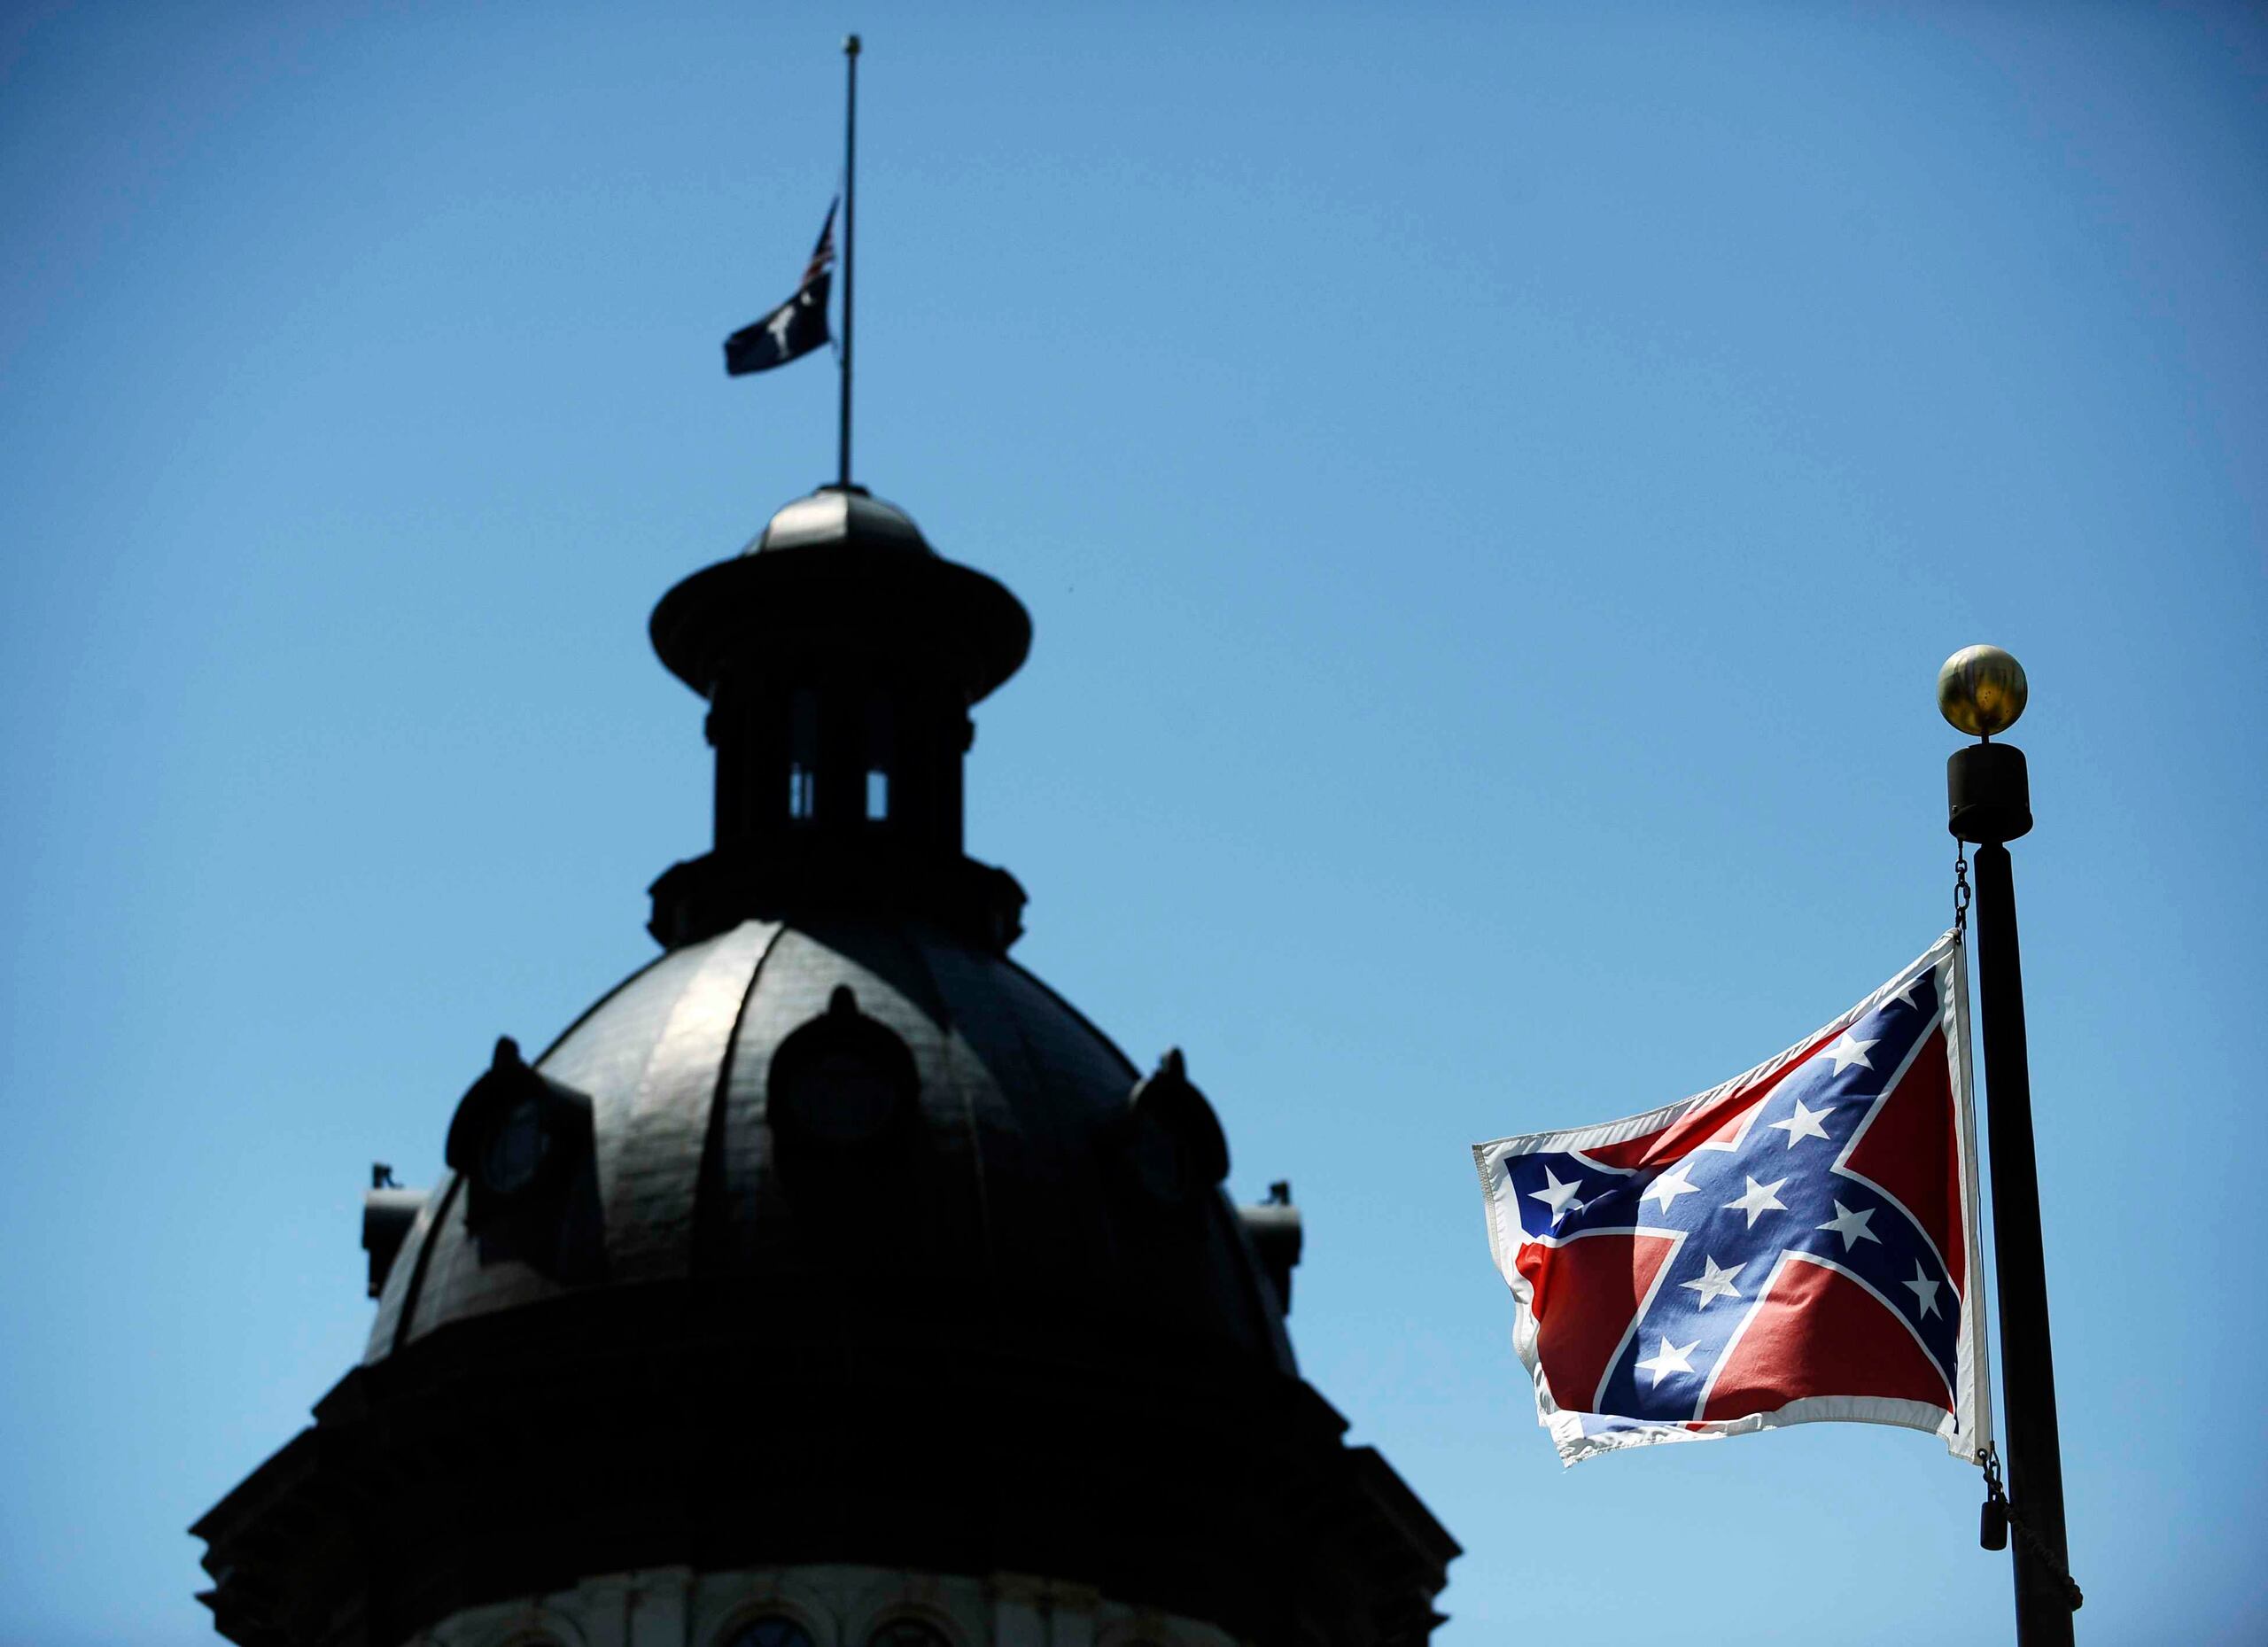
[838,33,859,489]
[1939,648,2078,1647]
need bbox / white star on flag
[1723,1175,1789,1228]
[1679,1255,1744,1309]
[1635,1336,1701,1387]
[1816,1200,1882,1249]
[1767,1097,1836,1148]
[1822,1032,1879,1075]
[1528,1166,1583,1223]
[1642,1162,1701,1214]
[1904,1261,1942,1319]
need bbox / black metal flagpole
[838,33,859,489]
[1940,646,2078,1646]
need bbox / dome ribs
[602,919,779,1285]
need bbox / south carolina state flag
[1473,934,1991,1466]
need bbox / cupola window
[722,1619,817,1647]
[864,689,894,821]
[788,687,819,821]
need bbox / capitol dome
[364,911,1297,1380]
[195,485,1456,1647]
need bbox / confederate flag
[1472,933,1990,1466]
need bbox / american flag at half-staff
[1472,932,1991,1467]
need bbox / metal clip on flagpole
[1939,646,2080,1644]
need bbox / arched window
[724,1618,817,1647]
[866,1621,952,1647]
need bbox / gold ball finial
[1938,645,2028,738]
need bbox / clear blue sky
[4,3,2262,1642]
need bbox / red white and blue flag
[1474,934,1991,1466]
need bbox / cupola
[647,483,1031,952]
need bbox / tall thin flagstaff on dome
[837,33,859,489]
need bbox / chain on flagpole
[1980,1446,2085,1612]
[1953,844,1971,940]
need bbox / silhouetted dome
[744,483,931,555]
[367,913,1295,1378]
[197,473,1456,1647]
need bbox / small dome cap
[747,484,931,556]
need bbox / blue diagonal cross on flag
[1473,933,1991,1466]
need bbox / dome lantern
[647,483,1033,951]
